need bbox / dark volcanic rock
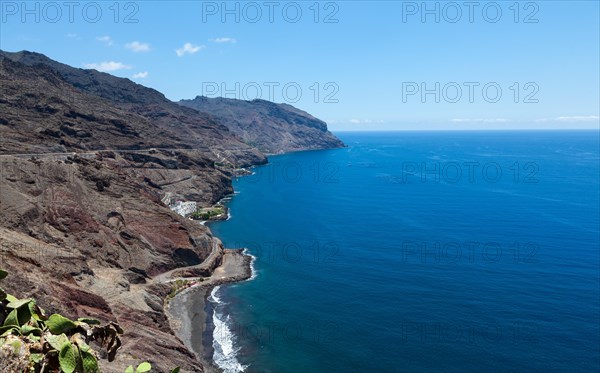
[0,156,211,371]
[0,51,266,166]
[179,96,345,154]
[0,49,344,372]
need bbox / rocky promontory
[179,96,345,154]
[0,50,343,372]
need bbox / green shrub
[0,269,123,372]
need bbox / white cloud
[83,61,132,72]
[132,71,149,79]
[175,43,205,57]
[96,35,114,46]
[534,116,600,123]
[125,41,151,52]
[450,118,511,123]
[349,119,383,124]
[212,37,237,43]
[554,115,599,122]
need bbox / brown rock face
[0,51,250,371]
[0,156,211,371]
[179,96,346,154]
[0,50,344,371]
[0,51,266,166]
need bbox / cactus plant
[0,268,124,372]
[46,314,78,334]
[81,349,100,372]
[125,361,152,373]
[58,341,78,373]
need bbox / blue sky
[1,1,599,131]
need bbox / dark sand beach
[166,249,253,371]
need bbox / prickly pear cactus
[59,342,78,373]
[0,268,124,372]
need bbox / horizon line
[332,128,600,132]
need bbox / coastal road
[151,238,222,284]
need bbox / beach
[166,249,253,372]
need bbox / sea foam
[210,286,247,373]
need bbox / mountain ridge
[0,50,344,371]
[179,95,345,154]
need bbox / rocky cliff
[179,96,345,154]
[0,50,343,372]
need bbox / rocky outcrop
[0,155,212,372]
[179,96,345,154]
[0,51,266,166]
[0,50,344,372]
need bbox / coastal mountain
[0,51,265,164]
[0,50,344,371]
[179,96,345,154]
[0,50,268,204]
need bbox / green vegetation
[166,278,204,301]
[214,162,234,169]
[125,362,151,373]
[124,362,180,373]
[190,205,226,221]
[0,268,122,372]
[0,269,183,372]
[167,279,191,299]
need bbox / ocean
[207,131,600,373]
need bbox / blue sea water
[208,131,600,373]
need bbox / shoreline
[166,249,253,372]
[164,147,334,371]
